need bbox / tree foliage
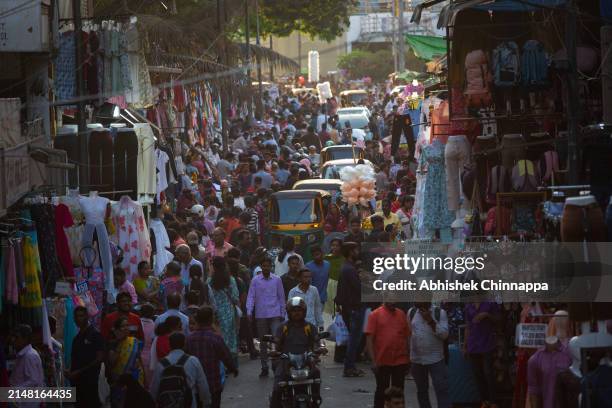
[259,0,356,42]
[338,49,394,82]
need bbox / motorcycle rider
[270,297,324,407]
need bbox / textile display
[111,196,152,278]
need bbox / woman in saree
[107,316,145,406]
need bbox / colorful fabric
[112,196,152,279]
[111,337,144,384]
[20,234,43,308]
[209,277,239,354]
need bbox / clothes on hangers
[134,123,157,200]
[149,218,174,276]
[80,195,114,292]
[54,203,75,278]
[111,196,152,279]
[30,204,64,296]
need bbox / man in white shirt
[232,133,249,152]
[156,293,190,336]
[287,268,324,330]
[175,244,204,285]
[150,332,211,408]
[408,302,451,408]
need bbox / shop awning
[412,0,567,27]
[405,34,447,61]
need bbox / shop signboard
[515,323,548,348]
[0,1,50,52]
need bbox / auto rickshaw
[268,189,331,262]
[293,179,343,204]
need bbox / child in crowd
[114,267,137,304]
[159,262,184,308]
[138,303,155,387]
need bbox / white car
[337,112,373,141]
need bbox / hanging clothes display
[29,204,64,296]
[419,139,454,233]
[149,218,173,276]
[54,31,77,103]
[111,196,152,279]
[80,195,114,291]
[60,189,85,265]
[134,123,157,200]
[54,203,75,278]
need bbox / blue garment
[63,297,77,368]
[344,306,365,370]
[420,140,454,231]
[275,168,290,185]
[54,32,76,103]
[305,260,330,303]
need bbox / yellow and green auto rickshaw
[268,189,331,262]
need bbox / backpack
[521,40,549,87]
[511,160,540,192]
[156,354,193,408]
[486,165,511,205]
[492,42,520,87]
[464,50,493,108]
[408,307,449,364]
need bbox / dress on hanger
[111,196,152,279]
[54,203,75,278]
[420,140,454,232]
[60,190,85,265]
[80,195,114,291]
[149,218,173,276]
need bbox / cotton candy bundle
[339,164,376,206]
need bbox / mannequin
[547,310,571,345]
[80,193,114,293]
[568,321,612,377]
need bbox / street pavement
[222,341,432,407]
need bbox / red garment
[54,204,75,277]
[223,217,241,238]
[173,85,186,112]
[324,213,347,233]
[191,160,206,177]
[101,311,144,341]
[156,334,171,359]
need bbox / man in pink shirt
[10,324,45,408]
[114,267,138,304]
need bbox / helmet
[325,140,335,147]
[286,297,307,314]
[190,204,205,218]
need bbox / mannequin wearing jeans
[80,194,114,292]
[445,135,471,213]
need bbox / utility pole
[392,0,398,72]
[269,36,274,81]
[245,0,252,122]
[73,0,88,192]
[255,0,264,119]
[217,0,229,150]
[565,0,579,184]
[397,0,405,72]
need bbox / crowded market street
[1,0,612,408]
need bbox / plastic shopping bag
[329,314,349,346]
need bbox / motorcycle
[264,332,329,408]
